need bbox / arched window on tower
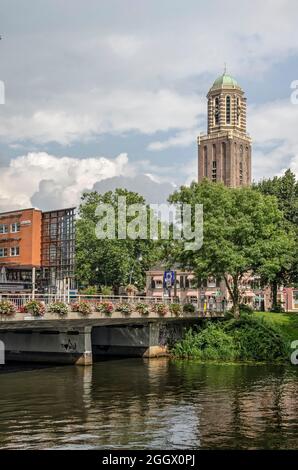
[237,97,241,126]
[214,97,219,125]
[226,96,231,124]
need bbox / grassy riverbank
[171,312,298,363]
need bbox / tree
[168,180,294,317]
[75,188,160,292]
[253,170,298,309]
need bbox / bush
[169,303,182,317]
[71,301,93,315]
[95,301,114,316]
[80,286,98,296]
[48,301,69,316]
[172,315,288,362]
[224,315,287,361]
[0,300,17,316]
[172,323,237,360]
[135,302,150,316]
[24,300,46,317]
[154,303,169,316]
[115,302,132,316]
[183,303,196,314]
[239,303,254,314]
[100,286,113,296]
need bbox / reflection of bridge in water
[0,294,225,366]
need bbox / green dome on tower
[210,72,241,91]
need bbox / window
[10,246,20,256]
[226,96,231,124]
[214,97,220,125]
[221,142,227,180]
[239,145,243,185]
[11,222,20,233]
[212,160,217,182]
[237,97,241,126]
[0,224,8,234]
[204,146,208,176]
[0,247,8,257]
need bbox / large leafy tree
[75,189,160,292]
[168,180,294,317]
[253,169,298,309]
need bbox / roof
[210,72,242,92]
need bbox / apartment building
[0,207,75,293]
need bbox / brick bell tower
[198,70,252,187]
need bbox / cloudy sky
[0,0,298,211]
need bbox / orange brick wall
[0,208,42,267]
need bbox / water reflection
[0,359,297,449]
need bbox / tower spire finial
[224,62,227,74]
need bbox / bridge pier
[0,326,93,366]
[92,322,167,358]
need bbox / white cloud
[248,98,298,180]
[0,90,202,145]
[0,152,132,211]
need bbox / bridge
[0,294,225,366]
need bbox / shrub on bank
[71,301,93,315]
[0,300,17,316]
[48,301,69,316]
[172,315,288,362]
[24,300,46,317]
[172,323,237,360]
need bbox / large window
[0,247,8,257]
[204,146,208,176]
[0,224,8,234]
[11,222,20,233]
[10,246,20,256]
[212,161,217,182]
[226,96,231,124]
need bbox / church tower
[198,71,252,187]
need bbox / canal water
[0,359,297,449]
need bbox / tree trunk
[271,279,278,311]
[224,274,241,319]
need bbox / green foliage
[75,189,161,291]
[0,300,17,316]
[168,179,294,317]
[169,303,182,317]
[239,303,254,314]
[253,170,298,306]
[24,300,45,317]
[224,315,287,361]
[80,286,98,295]
[48,301,69,316]
[183,303,196,313]
[172,315,288,362]
[172,323,237,360]
[100,286,113,296]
